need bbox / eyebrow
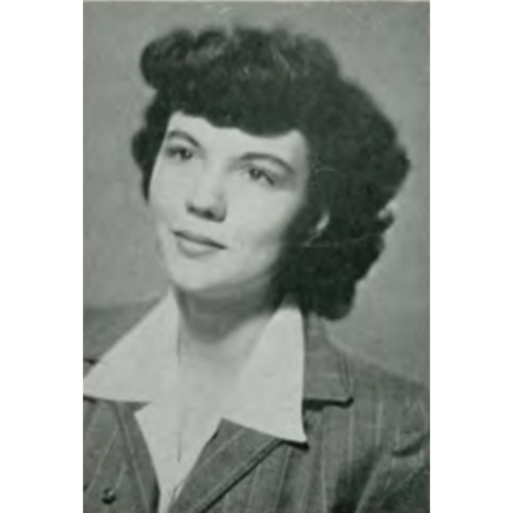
[165,130,201,148]
[239,152,296,176]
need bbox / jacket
[84,300,429,513]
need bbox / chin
[166,265,271,302]
[173,279,221,297]
[164,262,232,296]
[164,267,214,294]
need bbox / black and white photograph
[83,2,430,512]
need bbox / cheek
[148,165,187,220]
[229,198,303,259]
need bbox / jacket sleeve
[355,387,430,513]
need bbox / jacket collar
[302,313,353,405]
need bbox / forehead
[166,112,309,164]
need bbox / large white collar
[84,290,306,442]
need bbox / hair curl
[132,26,410,320]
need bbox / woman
[84,26,429,513]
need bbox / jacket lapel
[168,420,283,513]
[112,401,160,513]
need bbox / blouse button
[100,487,117,505]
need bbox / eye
[163,146,195,162]
[246,166,275,186]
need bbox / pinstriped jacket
[84,301,429,513]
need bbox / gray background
[84,2,429,384]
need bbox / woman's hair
[132,26,410,320]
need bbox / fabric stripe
[297,448,314,513]
[112,462,127,494]
[381,422,400,497]
[84,428,129,513]
[345,399,355,495]
[304,411,333,513]
[415,396,430,432]
[271,446,293,513]
[374,398,385,449]
[83,399,100,443]
[220,484,231,513]
[84,426,119,500]
[192,441,278,513]
[246,443,298,513]
[320,415,328,513]
[84,402,118,487]
[114,404,152,513]
[173,426,282,513]
[383,462,428,504]
[189,429,245,477]
[84,398,97,438]
[293,417,321,513]
[243,457,262,513]
[110,465,139,513]
[218,466,254,513]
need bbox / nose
[186,167,227,222]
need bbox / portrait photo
[84,2,429,512]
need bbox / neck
[175,284,280,368]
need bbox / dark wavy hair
[132,26,410,320]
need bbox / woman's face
[149,111,311,299]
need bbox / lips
[173,229,226,249]
[171,229,227,259]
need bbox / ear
[314,209,330,235]
[304,209,330,246]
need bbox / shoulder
[305,315,428,425]
[346,347,429,430]
[83,296,160,365]
[326,329,429,450]
[318,326,429,511]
